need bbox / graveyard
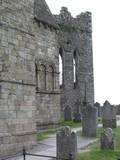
[34,102,120,160]
[0,0,120,159]
[1,102,120,160]
[78,127,120,160]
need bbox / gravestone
[94,102,101,117]
[73,113,81,122]
[102,101,116,128]
[64,106,72,121]
[57,127,77,160]
[82,104,97,137]
[73,100,81,122]
[101,128,114,150]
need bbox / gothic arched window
[59,48,63,87]
[73,51,77,87]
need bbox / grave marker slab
[82,104,97,137]
[102,101,116,128]
[64,106,72,121]
[101,128,114,150]
[57,127,77,160]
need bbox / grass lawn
[60,120,81,128]
[37,128,57,141]
[78,127,120,160]
[37,120,81,141]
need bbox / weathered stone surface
[73,113,81,122]
[102,101,116,128]
[0,0,94,157]
[57,127,77,160]
[101,128,114,150]
[64,106,72,121]
[94,102,101,117]
[82,104,97,137]
[55,7,94,117]
[0,0,61,157]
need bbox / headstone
[101,128,114,150]
[75,99,81,113]
[94,102,101,117]
[73,113,81,122]
[57,127,77,160]
[64,106,72,121]
[102,101,116,128]
[82,104,97,137]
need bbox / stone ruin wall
[34,21,61,129]
[0,0,61,156]
[0,0,37,156]
[55,7,94,115]
[0,0,94,157]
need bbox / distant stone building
[0,0,94,157]
[55,7,94,115]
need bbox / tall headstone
[64,106,72,121]
[82,104,97,137]
[94,102,101,117]
[101,128,114,150]
[57,127,77,160]
[102,101,116,128]
[73,100,81,122]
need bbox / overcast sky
[46,0,120,105]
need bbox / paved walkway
[8,120,120,160]
[8,127,98,160]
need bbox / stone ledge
[0,79,36,86]
[36,90,60,95]
[12,130,37,136]
[0,130,37,137]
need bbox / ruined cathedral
[0,0,94,157]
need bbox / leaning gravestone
[82,104,97,137]
[101,128,114,150]
[102,101,116,128]
[57,127,77,160]
[64,106,72,121]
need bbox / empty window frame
[59,48,63,87]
